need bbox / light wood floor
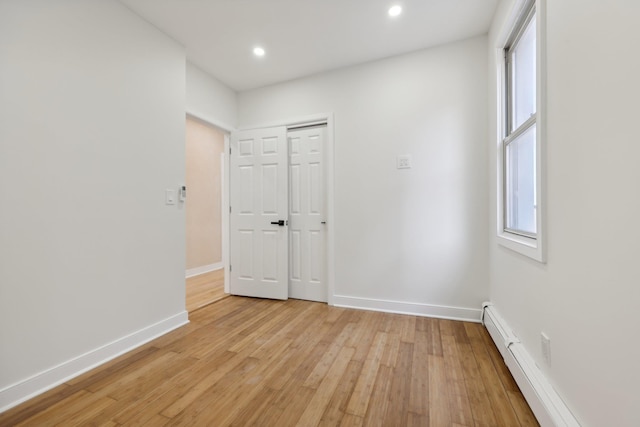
[0,297,539,426]
[186,269,227,312]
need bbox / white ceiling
[119,0,498,91]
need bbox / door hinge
[229,206,232,213]
[230,265,232,272]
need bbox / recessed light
[253,46,265,57]
[388,5,402,17]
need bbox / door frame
[232,113,335,305]
[185,112,234,298]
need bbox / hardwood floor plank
[380,330,401,368]
[0,383,75,427]
[170,333,295,425]
[16,390,95,427]
[400,315,417,343]
[66,346,160,387]
[1,297,538,427]
[186,294,248,327]
[318,360,363,426]
[209,298,276,330]
[304,322,357,389]
[227,304,294,353]
[267,337,330,392]
[83,353,199,425]
[325,305,349,324]
[111,351,238,425]
[382,341,413,426]
[507,390,540,427]
[295,346,356,426]
[140,413,171,426]
[362,365,393,426]
[427,318,444,356]
[410,323,430,417]
[284,301,331,342]
[270,386,315,426]
[439,318,455,337]
[159,349,257,418]
[99,351,184,400]
[457,331,499,426]
[465,322,522,426]
[407,412,428,427]
[428,355,452,427]
[164,356,264,426]
[224,385,277,426]
[262,312,347,423]
[345,331,387,417]
[235,301,292,339]
[52,395,116,427]
[442,334,474,426]
[347,310,383,363]
[185,269,227,312]
[210,341,297,426]
[339,413,364,427]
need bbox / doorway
[185,116,228,311]
[228,119,333,303]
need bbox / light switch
[166,189,176,205]
[397,155,412,169]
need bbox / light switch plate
[397,155,412,169]
[166,189,176,205]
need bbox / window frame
[496,0,546,262]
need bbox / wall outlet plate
[541,332,551,365]
[397,155,412,169]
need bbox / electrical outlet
[541,332,551,366]
[397,155,412,169]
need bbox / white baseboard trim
[482,303,580,427]
[333,295,482,322]
[185,262,223,278]
[0,311,189,413]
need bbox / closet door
[288,126,327,302]
[229,127,288,300]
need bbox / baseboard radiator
[481,303,581,427]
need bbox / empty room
[0,0,638,426]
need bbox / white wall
[186,61,237,130]
[239,36,489,318]
[488,1,640,426]
[0,0,186,406]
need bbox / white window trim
[496,0,546,262]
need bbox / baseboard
[333,295,482,322]
[482,303,580,427]
[0,311,189,413]
[185,262,223,278]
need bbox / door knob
[270,220,285,226]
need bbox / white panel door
[230,127,288,300]
[288,126,327,302]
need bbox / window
[498,0,545,261]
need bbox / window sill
[497,230,545,263]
